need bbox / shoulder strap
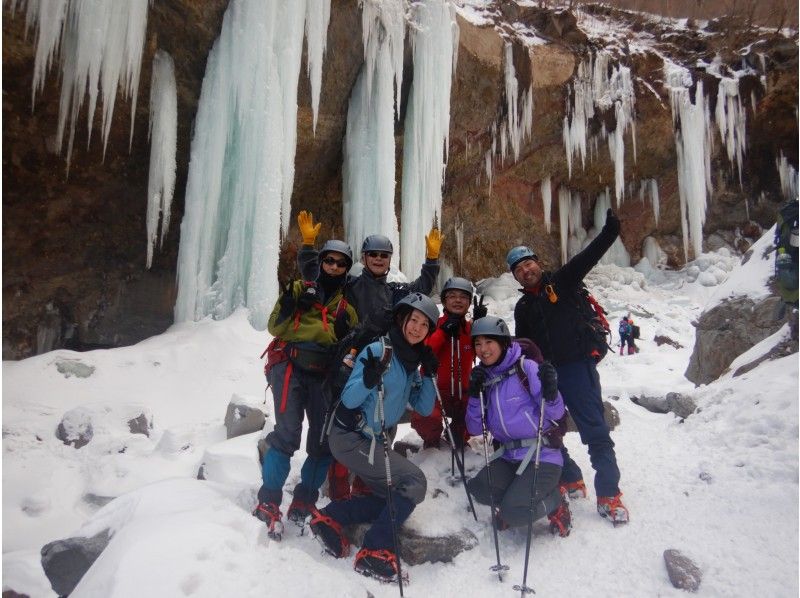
[514,357,531,395]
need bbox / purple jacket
[465,342,565,467]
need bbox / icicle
[455,216,464,270]
[541,177,552,233]
[649,178,660,225]
[558,186,570,264]
[400,0,459,277]
[777,151,799,200]
[343,0,406,261]
[714,76,747,186]
[484,150,493,195]
[304,0,332,134]
[146,50,177,270]
[642,236,666,268]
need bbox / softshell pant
[619,333,635,355]
[322,424,426,551]
[556,359,621,498]
[258,360,332,505]
[467,460,562,527]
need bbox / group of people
[618,314,638,355]
[253,208,629,583]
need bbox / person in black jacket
[508,209,629,525]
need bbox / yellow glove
[297,210,321,245]
[425,228,443,260]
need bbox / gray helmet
[506,245,538,271]
[441,277,474,300]
[470,315,511,339]
[393,292,439,330]
[361,234,394,255]
[319,239,353,269]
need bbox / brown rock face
[3,3,798,358]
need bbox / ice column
[400,0,459,277]
[557,186,571,264]
[592,190,630,266]
[541,177,552,233]
[343,0,405,260]
[175,0,331,328]
[715,77,747,185]
[21,0,151,172]
[304,0,332,134]
[146,50,177,269]
[777,152,799,200]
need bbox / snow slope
[3,246,798,597]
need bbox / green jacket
[268,280,358,345]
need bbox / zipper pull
[545,284,558,303]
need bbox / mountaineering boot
[628,345,635,355]
[309,508,350,558]
[287,484,318,525]
[548,489,572,537]
[619,345,625,356]
[561,479,588,499]
[253,502,284,541]
[354,548,406,584]
[597,492,629,526]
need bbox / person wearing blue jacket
[308,292,440,582]
[465,316,572,536]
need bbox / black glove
[419,345,439,378]
[472,295,488,320]
[360,347,388,389]
[604,208,620,236]
[296,285,319,312]
[537,361,559,403]
[277,281,296,321]
[441,315,462,338]
[334,310,351,339]
[468,366,488,397]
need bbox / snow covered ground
[3,244,798,597]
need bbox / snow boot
[547,490,572,537]
[354,548,406,584]
[597,492,629,526]
[287,485,318,525]
[628,345,635,355]
[561,479,587,499]
[253,501,284,541]
[309,508,350,558]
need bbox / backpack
[775,200,799,293]
[618,320,629,336]
[578,285,613,362]
[631,324,641,339]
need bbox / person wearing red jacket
[411,277,488,448]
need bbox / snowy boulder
[55,358,95,378]
[665,392,697,419]
[127,411,153,436]
[630,395,670,414]
[56,407,94,448]
[654,334,683,349]
[224,394,267,439]
[40,529,111,596]
[663,549,702,591]
[345,524,478,565]
[197,432,261,486]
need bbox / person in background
[411,276,488,449]
[618,315,633,356]
[508,209,629,525]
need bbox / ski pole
[478,388,509,581]
[434,386,477,521]
[513,382,547,596]
[377,376,405,596]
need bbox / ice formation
[638,178,660,225]
[562,50,637,203]
[304,0,332,134]
[175,0,332,328]
[343,0,405,260]
[777,151,799,201]
[146,51,177,269]
[400,0,459,277]
[541,176,553,233]
[642,236,667,269]
[558,186,571,264]
[592,190,630,267]
[714,75,747,185]
[20,0,151,172]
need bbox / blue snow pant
[556,359,621,498]
[258,360,332,506]
[619,333,635,354]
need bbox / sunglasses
[322,257,349,268]
[366,251,390,259]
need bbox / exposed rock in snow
[346,524,478,566]
[663,548,702,591]
[56,408,94,448]
[224,394,267,439]
[127,412,152,437]
[40,529,111,597]
[55,359,95,379]
[565,400,619,431]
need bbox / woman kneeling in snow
[465,316,572,537]
[308,292,440,582]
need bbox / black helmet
[470,315,511,339]
[392,292,439,330]
[319,239,353,270]
[361,234,394,255]
[441,277,474,300]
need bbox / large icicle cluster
[400,0,459,278]
[343,0,406,261]
[175,0,331,328]
[19,0,151,172]
[777,151,799,201]
[562,50,637,204]
[665,62,713,261]
[304,0,332,134]
[714,75,747,185]
[146,51,177,269]
[637,178,660,225]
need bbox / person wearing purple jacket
[465,316,572,536]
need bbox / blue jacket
[341,339,435,436]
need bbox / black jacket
[514,223,618,366]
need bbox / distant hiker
[295,212,443,501]
[411,277,488,449]
[508,208,629,525]
[618,315,634,355]
[253,224,358,541]
[774,199,799,340]
[465,316,572,536]
[308,293,440,583]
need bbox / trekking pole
[513,386,547,596]
[377,377,405,596]
[479,389,509,581]
[434,386,477,521]
[456,339,466,475]
[450,338,456,476]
